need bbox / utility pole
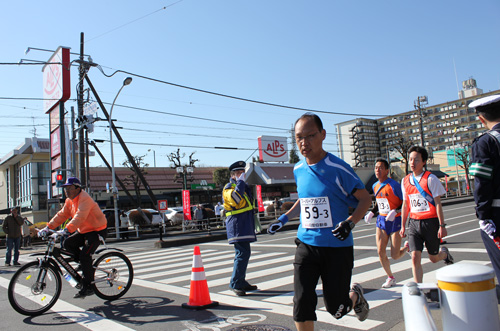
[78,32,86,187]
[414,96,428,148]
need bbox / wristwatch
[439,224,447,228]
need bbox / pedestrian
[469,95,500,282]
[214,202,223,226]
[3,206,24,266]
[38,177,107,299]
[400,146,454,283]
[21,217,31,249]
[273,198,281,218]
[222,160,258,296]
[364,158,407,288]
[267,113,372,329]
[194,204,204,230]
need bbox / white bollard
[437,263,500,330]
[402,282,438,331]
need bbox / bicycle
[8,229,134,316]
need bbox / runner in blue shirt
[267,113,372,330]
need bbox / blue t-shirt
[294,153,365,247]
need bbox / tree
[213,168,230,189]
[122,155,149,205]
[455,143,471,193]
[289,148,300,164]
[167,148,198,189]
[392,135,414,175]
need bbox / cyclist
[40,177,107,298]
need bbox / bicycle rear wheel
[8,261,62,316]
[92,251,133,300]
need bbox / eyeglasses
[295,131,320,143]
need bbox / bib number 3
[300,197,333,229]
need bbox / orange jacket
[48,190,107,234]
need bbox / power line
[96,64,390,117]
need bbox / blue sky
[1,0,499,170]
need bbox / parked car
[144,209,164,225]
[165,207,184,226]
[102,209,130,229]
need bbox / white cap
[469,94,500,109]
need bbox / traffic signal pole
[84,75,158,210]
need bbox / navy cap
[469,95,500,113]
[229,161,246,172]
[61,177,82,187]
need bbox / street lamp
[110,77,132,239]
[148,149,156,167]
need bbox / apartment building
[336,79,499,170]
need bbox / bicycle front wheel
[8,261,62,316]
[92,251,133,300]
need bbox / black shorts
[408,218,440,255]
[293,238,354,322]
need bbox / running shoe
[381,277,396,288]
[441,246,454,265]
[350,283,369,321]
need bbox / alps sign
[258,136,288,162]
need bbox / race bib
[376,197,390,214]
[300,197,332,229]
[409,193,430,213]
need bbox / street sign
[158,199,168,212]
[191,183,216,190]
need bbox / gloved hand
[237,172,245,182]
[364,211,374,224]
[268,214,288,235]
[38,226,50,238]
[267,221,282,235]
[479,219,496,239]
[57,228,70,237]
[386,210,397,222]
[332,220,355,241]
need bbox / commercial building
[335,80,499,192]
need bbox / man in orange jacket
[40,177,107,298]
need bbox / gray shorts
[407,217,440,255]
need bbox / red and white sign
[258,136,288,162]
[256,185,265,212]
[43,46,71,113]
[51,127,61,157]
[182,190,192,220]
[158,200,168,212]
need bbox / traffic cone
[182,246,219,310]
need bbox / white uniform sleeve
[401,179,406,200]
[428,174,446,198]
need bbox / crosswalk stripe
[133,250,233,275]
[146,252,286,281]
[126,246,184,258]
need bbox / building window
[15,163,32,209]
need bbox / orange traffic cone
[182,246,219,310]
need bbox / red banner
[182,190,191,220]
[256,185,265,212]
[445,175,448,191]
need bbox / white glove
[479,219,496,239]
[267,221,283,235]
[57,228,70,237]
[386,210,397,222]
[237,172,245,182]
[364,211,374,224]
[38,226,50,238]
